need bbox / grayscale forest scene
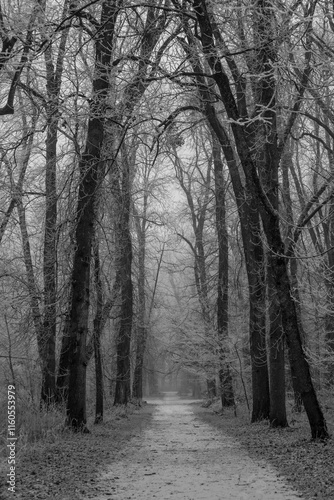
[0,0,334,499]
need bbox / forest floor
[1,392,333,499]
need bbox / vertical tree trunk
[132,218,147,401]
[41,0,71,407]
[282,148,303,411]
[56,316,70,403]
[247,203,270,422]
[267,255,288,427]
[110,3,167,405]
[212,133,234,407]
[41,109,57,406]
[113,159,133,405]
[93,233,104,424]
[66,0,119,430]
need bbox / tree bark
[267,255,288,428]
[66,0,120,430]
[93,234,104,424]
[211,132,234,407]
[132,212,147,401]
[113,157,133,406]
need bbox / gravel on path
[92,392,304,500]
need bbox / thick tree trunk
[93,233,104,424]
[66,0,119,430]
[247,208,270,422]
[267,256,288,428]
[66,122,100,429]
[94,331,104,424]
[268,240,328,438]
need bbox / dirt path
[92,392,304,500]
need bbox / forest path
[92,392,304,500]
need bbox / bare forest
[1,0,334,498]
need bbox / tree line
[0,0,333,439]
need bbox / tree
[167,12,269,420]
[171,131,218,398]
[41,0,72,406]
[211,132,235,407]
[66,0,121,430]
[188,0,328,438]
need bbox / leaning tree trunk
[208,112,270,421]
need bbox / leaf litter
[0,394,332,499]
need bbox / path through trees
[96,393,303,500]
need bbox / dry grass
[0,401,155,500]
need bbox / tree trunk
[94,331,104,424]
[267,255,288,427]
[247,205,270,422]
[177,34,269,420]
[282,148,303,410]
[212,132,234,407]
[113,163,133,406]
[132,211,147,401]
[192,0,327,438]
[41,0,71,407]
[41,109,57,406]
[111,3,167,405]
[93,233,104,424]
[55,316,70,403]
[66,0,119,430]
[209,112,269,420]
